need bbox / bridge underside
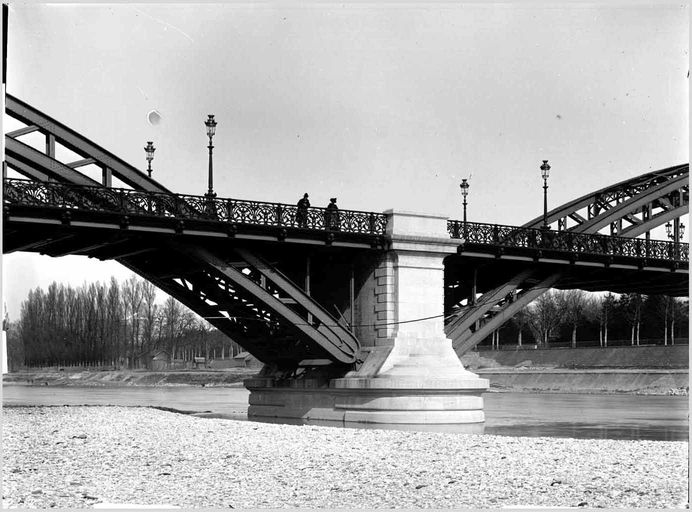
[446,252,688,299]
[4,209,368,370]
[444,251,688,355]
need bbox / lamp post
[665,220,686,242]
[459,178,469,237]
[460,179,469,223]
[540,160,551,230]
[144,141,155,178]
[205,114,217,200]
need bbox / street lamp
[459,178,470,225]
[144,141,155,178]
[540,160,551,230]
[665,220,686,242]
[205,114,217,200]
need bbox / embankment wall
[462,345,688,370]
[475,369,688,394]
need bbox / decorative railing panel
[448,220,688,263]
[3,179,388,236]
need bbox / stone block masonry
[373,253,396,344]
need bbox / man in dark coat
[325,197,340,230]
[296,193,310,227]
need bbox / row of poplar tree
[8,276,243,369]
[6,277,688,369]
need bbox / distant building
[234,351,262,369]
[150,350,171,371]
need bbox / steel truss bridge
[3,93,689,369]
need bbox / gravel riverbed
[2,406,688,509]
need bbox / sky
[1,1,689,318]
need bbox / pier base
[245,376,488,425]
[245,342,489,425]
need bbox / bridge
[3,93,689,424]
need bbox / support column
[245,210,488,425]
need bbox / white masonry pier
[245,210,489,425]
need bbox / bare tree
[160,296,196,362]
[140,281,159,365]
[669,298,687,345]
[105,277,123,365]
[511,309,530,347]
[559,290,588,348]
[595,293,617,347]
[122,276,144,368]
[620,293,643,345]
[526,290,563,347]
[652,295,675,346]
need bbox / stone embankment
[476,368,689,395]
[2,406,687,509]
[463,345,689,370]
[461,345,689,395]
[2,369,257,387]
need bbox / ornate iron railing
[3,179,388,236]
[448,220,689,263]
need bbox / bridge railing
[448,220,689,263]
[3,179,389,236]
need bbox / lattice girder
[5,94,170,192]
[569,174,688,236]
[525,164,689,235]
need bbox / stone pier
[245,211,488,424]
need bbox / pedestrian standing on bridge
[296,193,310,227]
[325,197,340,230]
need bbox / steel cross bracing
[3,95,369,369]
[445,164,690,355]
[118,245,360,367]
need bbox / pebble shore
[2,406,688,509]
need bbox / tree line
[489,290,688,349]
[5,276,688,370]
[7,276,243,369]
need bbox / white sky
[2,2,689,318]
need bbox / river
[1,384,687,441]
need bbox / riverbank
[3,366,688,395]
[463,344,689,370]
[2,405,687,509]
[476,368,689,395]
[1,368,257,387]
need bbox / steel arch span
[445,164,689,355]
[524,164,689,237]
[3,94,368,371]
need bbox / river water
[1,384,688,441]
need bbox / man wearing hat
[296,193,310,227]
[325,197,340,231]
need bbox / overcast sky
[2,2,689,318]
